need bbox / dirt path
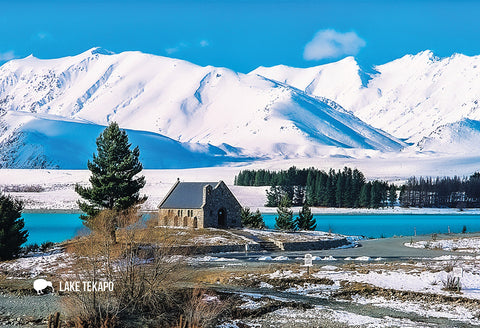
[206,283,480,328]
[0,293,62,327]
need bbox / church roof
[159,181,219,209]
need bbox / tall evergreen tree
[388,184,397,208]
[359,183,372,208]
[0,194,28,260]
[295,203,316,230]
[75,122,147,229]
[265,186,282,207]
[274,194,296,230]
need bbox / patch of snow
[257,256,273,261]
[272,256,289,261]
[320,265,338,271]
[321,256,337,261]
[259,281,274,289]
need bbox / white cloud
[165,42,188,55]
[0,50,16,61]
[35,32,52,40]
[165,40,210,55]
[165,47,180,55]
[303,29,366,61]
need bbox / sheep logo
[33,279,54,295]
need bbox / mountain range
[0,48,478,168]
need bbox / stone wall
[168,243,262,255]
[203,181,242,228]
[271,238,349,251]
[158,208,204,228]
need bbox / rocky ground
[1,234,480,327]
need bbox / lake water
[22,212,86,245]
[263,214,480,238]
[21,212,480,244]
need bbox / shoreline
[255,206,480,215]
[22,207,480,215]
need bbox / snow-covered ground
[223,253,480,327]
[0,248,73,278]
[405,236,480,253]
[3,165,480,211]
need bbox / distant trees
[399,174,480,208]
[274,195,296,231]
[75,122,147,241]
[0,194,28,260]
[388,185,397,208]
[236,166,393,209]
[240,207,265,229]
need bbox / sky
[1,0,480,72]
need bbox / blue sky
[1,0,480,72]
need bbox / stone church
[158,180,242,228]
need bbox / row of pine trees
[235,166,397,209]
[400,173,480,208]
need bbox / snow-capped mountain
[252,51,480,144]
[251,56,368,112]
[0,111,245,169]
[417,118,480,154]
[0,48,405,168]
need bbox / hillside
[0,111,246,169]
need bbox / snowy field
[220,252,480,327]
[405,236,480,253]
[3,155,480,211]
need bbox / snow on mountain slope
[250,57,368,111]
[417,118,480,154]
[251,51,480,144]
[0,48,404,161]
[0,111,246,169]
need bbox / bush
[442,275,461,292]
[241,207,265,229]
[63,208,219,327]
[24,243,39,254]
[40,241,55,252]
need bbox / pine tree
[241,207,265,229]
[0,194,28,260]
[75,122,147,231]
[388,184,397,208]
[359,183,371,208]
[265,186,282,207]
[274,194,295,231]
[295,203,316,230]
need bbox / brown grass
[61,208,233,327]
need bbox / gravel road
[0,293,61,327]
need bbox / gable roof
[159,181,219,209]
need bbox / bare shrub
[63,207,196,327]
[442,274,461,292]
[182,288,226,328]
[1,184,45,192]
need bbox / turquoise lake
[22,212,87,245]
[21,212,480,245]
[262,214,480,237]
